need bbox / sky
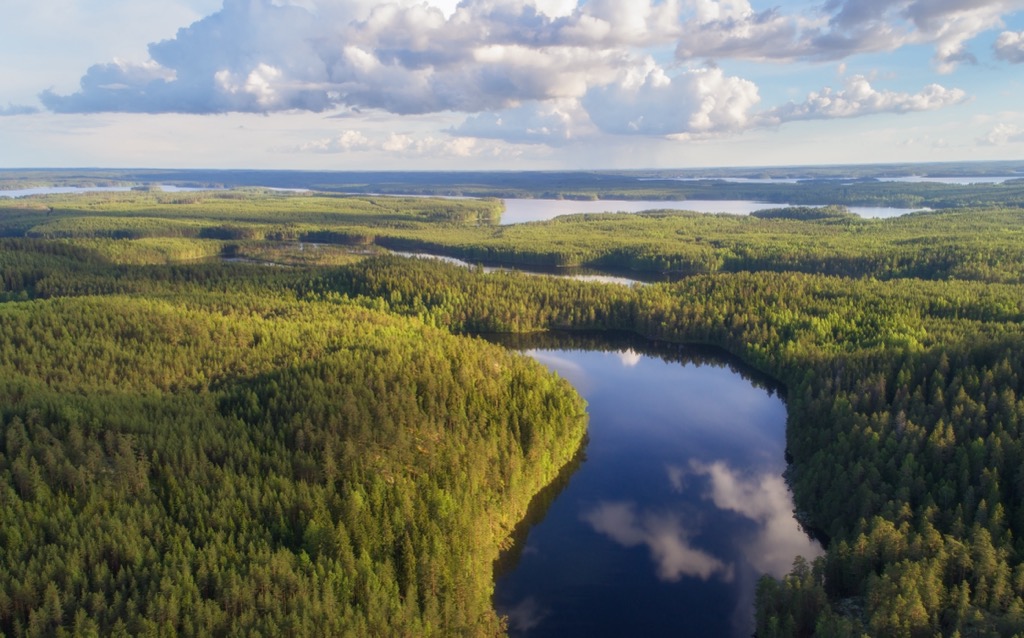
[2,0,1024,170]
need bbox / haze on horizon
[1,0,1023,170]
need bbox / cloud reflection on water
[582,502,734,583]
[503,596,550,634]
[583,460,820,590]
[524,350,592,392]
[615,349,642,368]
[684,460,823,578]
[667,464,687,493]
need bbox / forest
[4,163,1024,209]
[1,178,1024,636]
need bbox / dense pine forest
[2,183,1024,636]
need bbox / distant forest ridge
[3,162,1024,209]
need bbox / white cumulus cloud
[994,30,1024,62]
[41,0,334,113]
[297,129,373,153]
[453,99,592,145]
[28,0,1003,147]
[584,65,761,137]
[762,75,968,124]
[292,128,511,158]
[979,122,1024,145]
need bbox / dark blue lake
[490,334,822,638]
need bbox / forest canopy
[2,181,1024,636]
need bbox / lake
[0,186,133,198]
[499,198,924,224]
[1,185,926,220]
[391,251,649,286]
[877,175,1022,185]
[490,333,822,638]
[0,184,208,198]
[500,199,776,224]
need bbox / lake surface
[0,184,208,198]
[0,186,133,198]
[500,198,776,224]
[639,177,804,184]
[491,334,822,638]
[845,205,931,219]
[877,175,1022,185]
[499,198,924,224]
[2,185,927,220]
[391,251,648,286]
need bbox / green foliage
[6,191,1023,283]
[3,181,1024,636]
[0,291,585,636]
[311,256,1024,635]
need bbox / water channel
[488,333,823,638]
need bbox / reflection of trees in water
[480,330,783,397]
[493,436,589,581]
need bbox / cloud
[292,128,514,158]
[584,65,761,137]
[560,0,683,46]
[674,1,819,62]
[453,64,766,142]
[583,501,734,582]
[762,75,967,124]
[29,0,1005,148]
[0,104,39,116]
[979,122,1024,145]
[381,132,479,156]
[899,0,1019,73]
[994,30,1024,62]
[452,99,591,145]
[297,129,374,153]
[675,0,1024,72]
[39,0,656,116]
[41,0,334,113]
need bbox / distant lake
[639,177,804,184]
[1,185,927,220]
[499,198,924,224]
[391,251,647,286]
[499,199,775,224]
[877,175,1022,185]
[491,334,822,638]
[643,175,1024,185]
[846,205,931,219]
[0,184,208,198]
[0,186,132,198]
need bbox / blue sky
[2,0,1023,169]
